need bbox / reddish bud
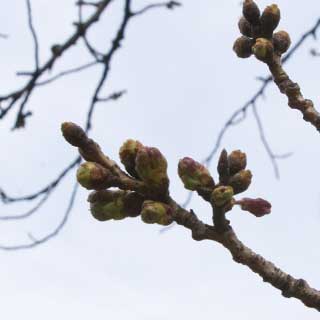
[236,197,271,217]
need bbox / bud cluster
[119,140,169,194]
[217,149,252,195]
[177,150,253,211]
[62,122,271,229]
[233,0,291,62]
[62,122,174,226]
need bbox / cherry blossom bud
[211,186,234,207]
[88,190,129,221]
[236,197,271,217]
[242,0,260,25]
[238,16,253,37]
[228,150,247,175]
[273,30,291,54]
[260,4,281,38]
[61,122,87,147]
[233,36,253,58]
[135,146,169,192]
[178,157,215,191]
[217,149,229,184]
[252,38,274,63]
[76,162,114,190]
[228,170,252,194]
[141,201,173,226]
[119,139,143,178]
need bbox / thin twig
[0,183,78,250]
[26,0,40,70]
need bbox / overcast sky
[0,0,320,319]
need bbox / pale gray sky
[0,0,320,319]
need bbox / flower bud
[178,157,215,191]
[260,4,280,38]
[141,201,173,226]
[76,162,114,190]
[88,190,129,221]
[273,30,291,54]
[228,170,252,194]
[217,149,229,184]
[61,122,87,147]
[238,17,253,37]
[119,139,143,178]
[135,146,169,192]
[242,0,260,25]
[228,150,247,175]
[233,36,253,58]
[236,197,271,217]
[88,190,144,218]
[252,38,274,63]
[211,186,234,207]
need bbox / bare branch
[0,0,114,129]
[252,103,292,179]
[26,0,40,70]
[172,202,320,311]
[0,183,78,250]
[36,61,99,86]
[133,1,181,16]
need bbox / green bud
[228,150,247,175]
[178,157,215,191]
[252,38,274,63]
[88,190,129,221]
[119,139,143,178]
[135,146,169,193]
[140,200,173,226]
[233,36,253,59]
[61,122,87,147]
[273,30,291,54]
[238,16,253,37]
[228,170,252,194]
[211,186,234,207]
[260,4,281,38]
[76,162,114,190]
[242,0,260,25]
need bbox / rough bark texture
[171,200,320,311]
[268,54,320,131]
